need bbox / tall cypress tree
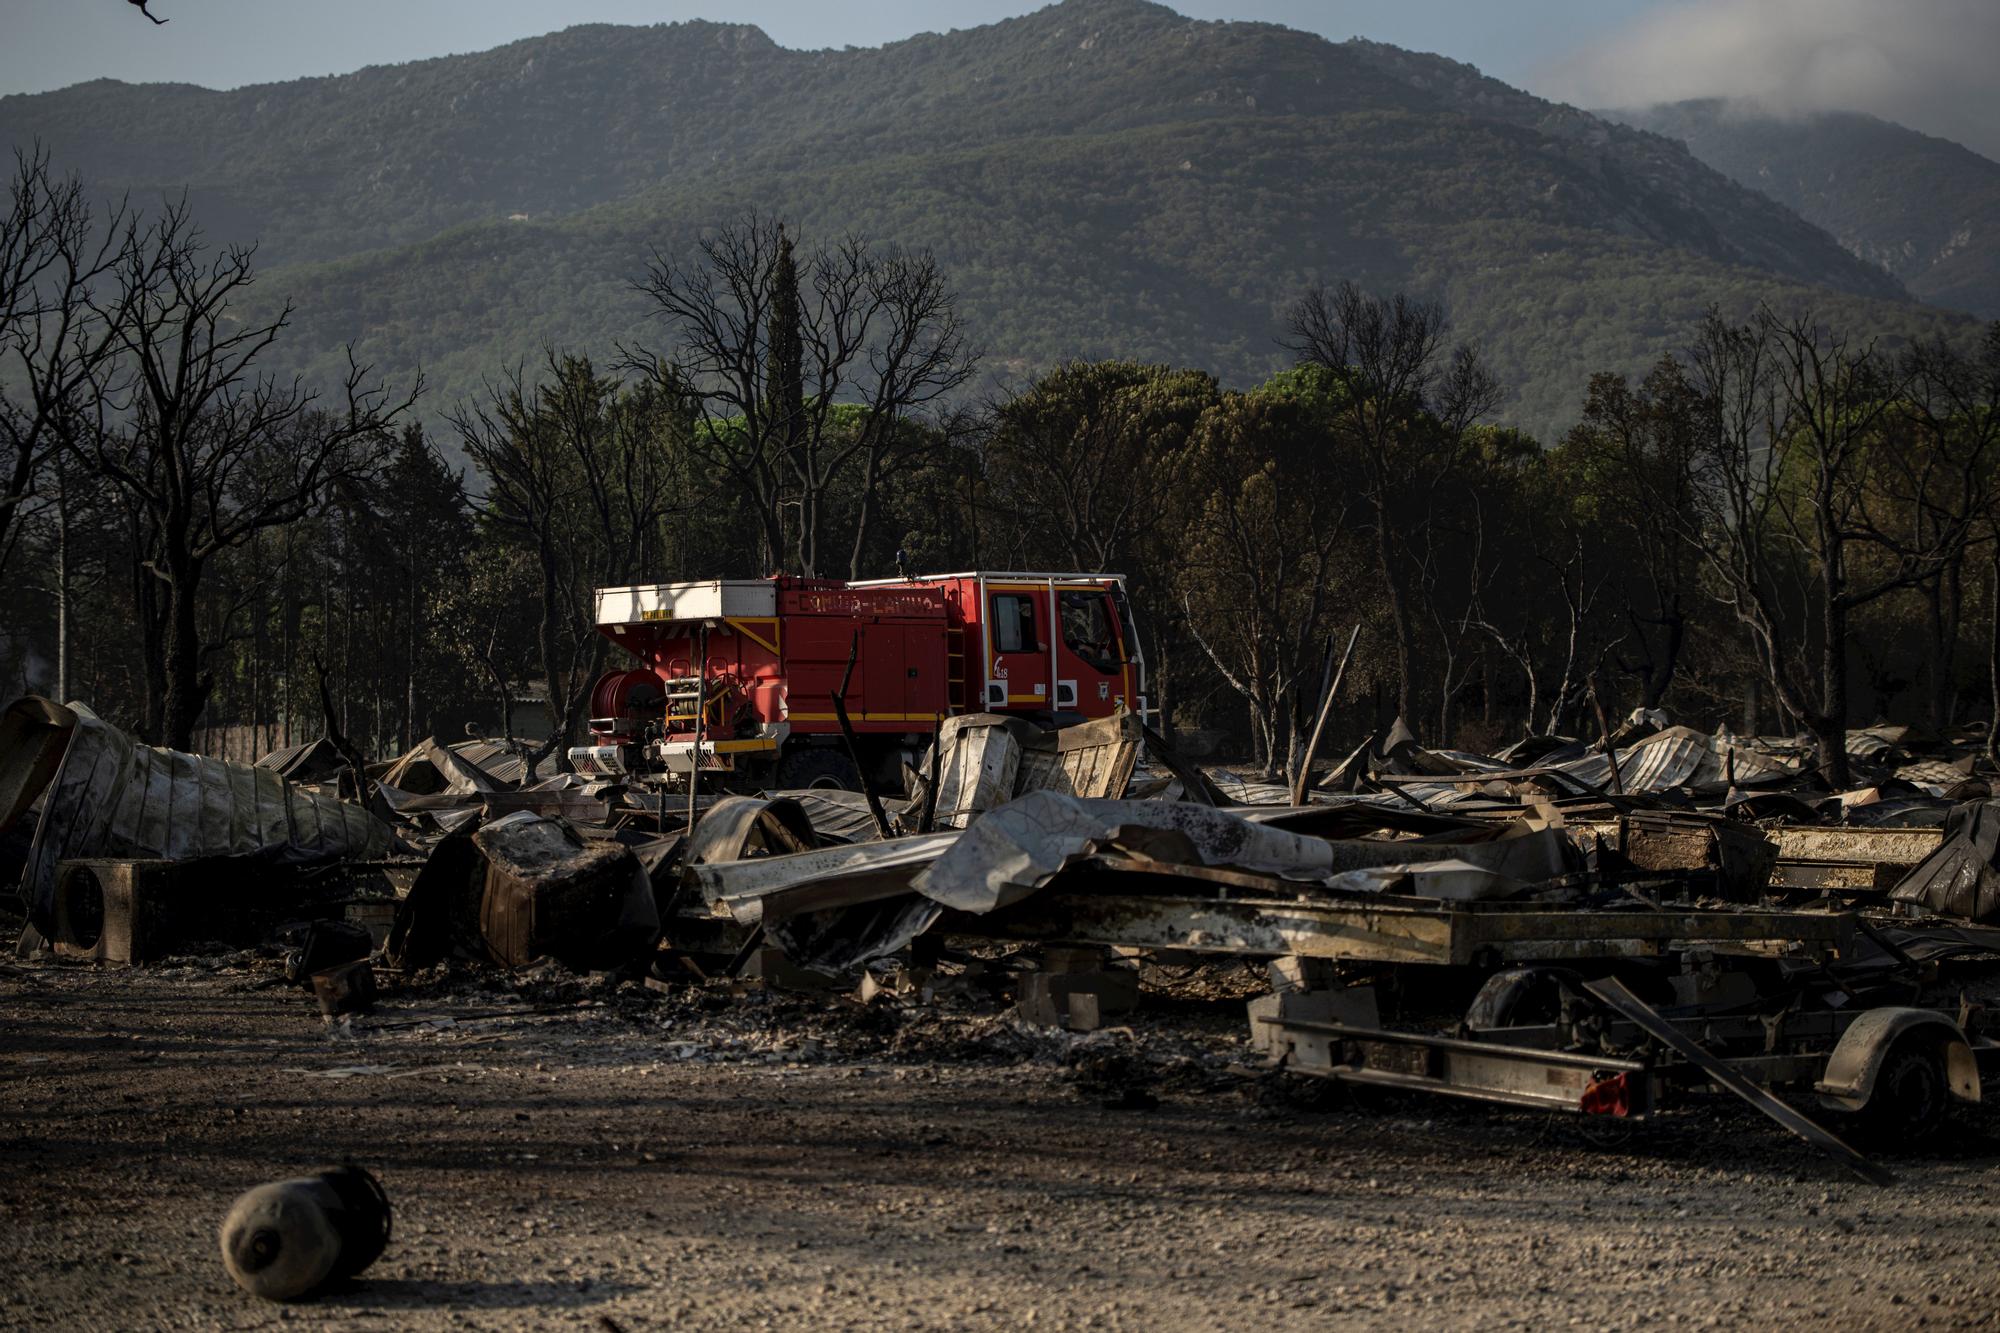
[764,224,806,568]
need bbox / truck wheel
[1858,1038,1949,1148]
[776,747,861,792]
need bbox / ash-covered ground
[5,947,2000,1330]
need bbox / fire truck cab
[572,572,1146,790]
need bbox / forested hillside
[1614,100,2000,321]
[0,0,1966,439]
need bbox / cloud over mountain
[1537,0,2000,160]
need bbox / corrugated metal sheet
[254,736,345,783]
[1208,771,1296,805]
[928,716,1030,827]
[1891,801,2000,920]
[452,740,528,787]
[770,788,910,843]
[1552,726,1794,794]
[1895,760,1974,789]
[21,702,397,930]
[381,738,523,795]
[1016,711,1142,802]
[1429,750,1515,773]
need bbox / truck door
[1056,588,1126,717]
[863,623,906,722]
[860,621,939,723]
[985,587,1051,713]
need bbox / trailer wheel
[1465,967,1574,1030]
[776,747,861,792]
[1857,1037,1949,1147]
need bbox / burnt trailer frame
[1254,961,2000,1183]
[1258,1005,1995,1116]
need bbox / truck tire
[776,747,861,792]
[1857,1037,1949,1148]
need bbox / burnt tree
[0,145,129,579]
[85,200,415,749]
[1285,280,1498,735]
[629,215,973,579]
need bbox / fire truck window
[1060,592,1119,673]
[998,595,1038,652]
[992,594,1039,653]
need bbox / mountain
[1,0,1974,440]
[1611,100,2000,321]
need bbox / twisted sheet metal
[18,700,397,930]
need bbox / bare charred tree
[83,199,416,749]
[1284,280,1499,734]
[0,145,130,579]
[451,364,569,769]
[451,352,694,771]
[841,252,976,578]
[1174,390,1353,781]
[1559,359,1706,711]
[628,217,789,570]
[629,214,974,578]
[1459,435,1613,740]
[1895,324,2000,733]
[30,443,121,703]
[1678,307,1947,787]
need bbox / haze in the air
[1536,0,2000,160]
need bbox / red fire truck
[571,572,1147,789]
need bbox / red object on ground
[1579,1072,1634,1118]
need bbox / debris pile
[12,692,2000,1183]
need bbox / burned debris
[13,633,2000,1204]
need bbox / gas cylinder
[218,1165,392,1301]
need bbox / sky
[1,0,1995,158]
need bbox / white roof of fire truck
[595,572,1128,627]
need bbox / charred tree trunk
[1989,543,2000,760]
[53,480,70,702]
[1639,597,1684,710]
[405,574,418,752]
[1374,513,1417,730]
[160,548,211,753]
[532,538,565,753]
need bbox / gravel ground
[5,950,2000,1330]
